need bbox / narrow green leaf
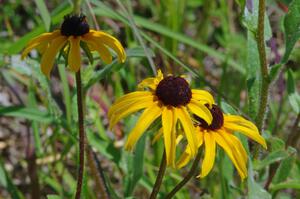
[47,195,61,199]
[34,0,51,30]
[270,180,300,192]
[0,106,53,123]
[282,0,300,63]
[273,157,295,184]
[287,69,300,113]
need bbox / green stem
[255,0,269,131]
[73,0,82,14]
[149,150,167,199]
[165,150,202,199]
[75,71,85,199]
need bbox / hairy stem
[149,150,167,199]
[165,150,202,199]
[75,71,85,199]
[255,0,269,131]
[86,146,110,199]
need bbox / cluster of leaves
[0,0,299,198]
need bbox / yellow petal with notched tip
[68,36,81,72]
[177,107,197,157]
[125,103,162,151]
[188,99,212,125]
[22,30,61,59]
[224,115,267,149]
[162,107,177,166]
[198,132,216,178]
[214,132,247,179]
[108,91,152,118]
[192,89,215,106]
[81,37,112,64]
[40,36,67,77]
[87,30,126,63]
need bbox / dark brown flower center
[61,14,89,36]
[155,76,192,107]
[196,104,224,130]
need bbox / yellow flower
[177,104,267,180]
[108,70,215,166]
[22,14,126,77]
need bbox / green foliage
[0,0,299,198]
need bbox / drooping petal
[198,132,216,178]
[177,107,197,157]
[176,129,204,168]
[81,37,112,64]
[108,91,153,118]
[40,36,67,77]
[87,31,126,63]
[151,128,163,145]
[22,30,61,59]
[192,89,215,106]
[224,115,267,149]
[109,98,155,129]
[162,107,177,166]
[125,103,162,150]
[188,99,213,125]
[68,36,81,72]
[214,132,247,179]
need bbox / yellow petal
[109,99,154,129]
[81,37,112,64]
[188,99,213,125]
[177,107,197,157]
[108,91,152,118]
[40,36,67,77]
[151,128,163,145]
[162,107,177,166]
[192,89,215,106]
[224,115,267,149]
[22,30,61,59]
[125,103,162,150]
[68,36,81,72]
[87,31,126,63]
[198,132,216,178]
[214,132,247,179]
[138,77,157,90]
[176,130,204,168]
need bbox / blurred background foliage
[0,0,299,198]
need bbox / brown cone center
[196,104,224,130]
[155,76,192,107]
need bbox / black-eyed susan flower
[22,14,126,77]
[177,104,267,180]
[108,70,215,166]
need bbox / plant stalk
[255,0,269,131]
[165,150,202,199]
[75,71,85,199]
[149,150,167,199]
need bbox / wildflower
[108,70,215,166]
[177,104,267,179]
[22,14,126,77]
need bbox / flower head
[177,104,267,180]
[22,14,126,77]
[108,70,215,166]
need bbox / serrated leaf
[282,0,300,63]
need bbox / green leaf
[282,0,300,63]
[47,195,61,199]
[0,106,53,123]
[287,69,300,113]
[248,161,272,199]
[270,180,300,192]
[80,41,94,65]
[273,156,295,184]
[34,0,51,31]
[124,134,146,197]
